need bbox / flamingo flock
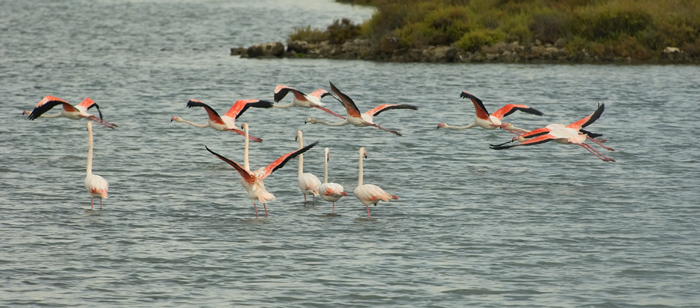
[23,83,615,216]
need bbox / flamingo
[295,130,321,205]
[354,147,398,218]
[490,104,615,162]
[205,123,319,218]
[273,85,345,119]
[304,82,417,136]
[171,99,273,142]
[437,91,543,134]
[84,122,109,209]
[25,96,117,129]
[318,147,347,214]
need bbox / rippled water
[2,1,700,307]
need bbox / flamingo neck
[323,150,329,184]
[177,117,209,128]
[358,150,364,186]
[86,122,94,175]
[244,125,250,171]
[297,132,304,176]
[442,122,476,130]
[316,119,349,126]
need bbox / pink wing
[490,104,544,120]
[329,82,362,118]
[187,99,226,125]
[364,104,417,117]
[28,96,75,120]
[259,141,319,179]
[205,146,256,184]
[274,85,307,102]
[223,99,274,119]
[460,91,490,120]
[567,104,605,130]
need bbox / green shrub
[530,13,567,44]
[455,29,506,51]
[288,26,328,43]
[328,18,362,44]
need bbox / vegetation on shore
[288,0,700,61]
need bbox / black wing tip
[256,100,275,108]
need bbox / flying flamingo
[84,122,109,209]
[490,104,615,162]
[205,123,319,218]
[171,99,273,142]
[304,82,417,136]
[295,130,321,205]
[318,147,347,215]
[437,91,542,134]
[273,85,345,119]
[354,147,398,218]
[25,96,117,129]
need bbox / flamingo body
[318,147,347,213]
[296,130,321,204]
[304,82,417,136]
[490,104,615,162]
[26,96,117,129]
[437,91,542,134]
[171,99,272,142]
[354,147,397,218]
[85,122,109,209]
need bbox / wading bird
[295,130,321,205]
[171,99,273,142]
[273,85,345,119]
[318,147,347,214]
[25,96,117,129]
[84,122,109,209]
[205,123,319,218]
[489,104,615,162]
[437,91,542,134]
[304,82,417,136]
[354,147,398,218]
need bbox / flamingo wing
[460,91,490,120]
[491,104,544,119]
[224,99,274,119]
[28,96,75,120]
[567,103,605,130]
[365,104,418,117]
[187,99,226,125]
[77,98,104,119]
[490,134,555,149]
[519,127,551,139]
[274,85,308,102]
[205,146,255,184]
[329,82,362,118]
[309,89,331,99]
[260,140,320,179]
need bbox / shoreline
[232,40,697,64]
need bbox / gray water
[2,1,700,307]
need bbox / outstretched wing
[365,104,418,117]
[260,140,319,179]
[224,99,275,119]
[567,103,605,130]
[330,81,362,118]
[28,96,74,120]
[309,89,331,99]
[77,98,104,119]
[491,104,543,119]
[187,99,225,125]
[490,134,555,150]
[274,85,307,103]
[460,91,490,120]
[205,146,255,184]
[519,127,551,139]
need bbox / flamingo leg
[252,202,259,218]
[364,121,401,136]
[586,136,614,151]
[313,106,346,119]
[312,195,316,206]
[100,198,103,210]
[226,129,263,143]
[366,205,371,218]
[332,203,335,213]
[90,197,94,210]
[576,143,615,162]
[263,203,269,217]
[303,194,307,206]
[85,115,117,129]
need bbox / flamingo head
[22,110,31,116]
[304,118,316,124]
[341,192,348,196]
[437,123,446,129]
[170,116,180,122]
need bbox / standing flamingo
[437,91,542,134]
[25,96,117,129]
[295,130,321,205]
[171,99,273,142]
[84,122,109,209]
[318,147,347,214]
[304,82,417,136]
[490,104,615,162]
[354,147,398,218]
[205,123,319,218]
[273,85,345,119]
